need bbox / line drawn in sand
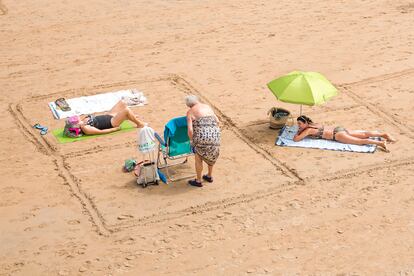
[9,73,414,234]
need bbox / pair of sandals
[188,175,213,187]
[33,98,68,136]
[33,123,48,135]
[55,98,71,112]
[122,96,144,106]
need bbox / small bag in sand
[267,107,292,129]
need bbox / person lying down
[79,100,147,135]
[293,115,396,152]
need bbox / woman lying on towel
[293,115,396,152]
[79,100,147,135]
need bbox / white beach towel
[276,125,377,153]
[48,89,147,119]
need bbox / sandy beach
[1,0,414,275]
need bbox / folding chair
[155,116,194,182]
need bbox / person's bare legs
[207,164,213,178]
[335,132,388,151]
[108,100,128,115]
[111,108,145,128]
[347,130,396,142]
[195,154,203,182]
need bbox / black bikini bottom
[333,126,348,141]
[94,115,113,130]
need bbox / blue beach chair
[155,116,194,182]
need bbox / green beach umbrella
[267,71,338,114]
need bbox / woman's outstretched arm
[81,125,120,135]
[293,128,310,142]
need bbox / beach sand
[1,0,413,275]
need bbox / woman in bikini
[79,100,147,135]
[293,115,396,152]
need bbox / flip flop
[188,179,203,187]
[33,124,48,135]
[40,127,48,135]
[55,98,71,112]
[33,123,43,130]
[202,175,213,183]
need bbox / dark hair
[297,115,313,124]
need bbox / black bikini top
[307,125,324,139]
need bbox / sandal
[33,123,48,135]
[40,126,48,135]
[55,98,71,112]
[188,179,203,187]
[202,175,213,183]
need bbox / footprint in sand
[67,219,81,225]
[398,3,414,13]
[114,236,135,245]
[117,214,134,220]
[0,1,7,15]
